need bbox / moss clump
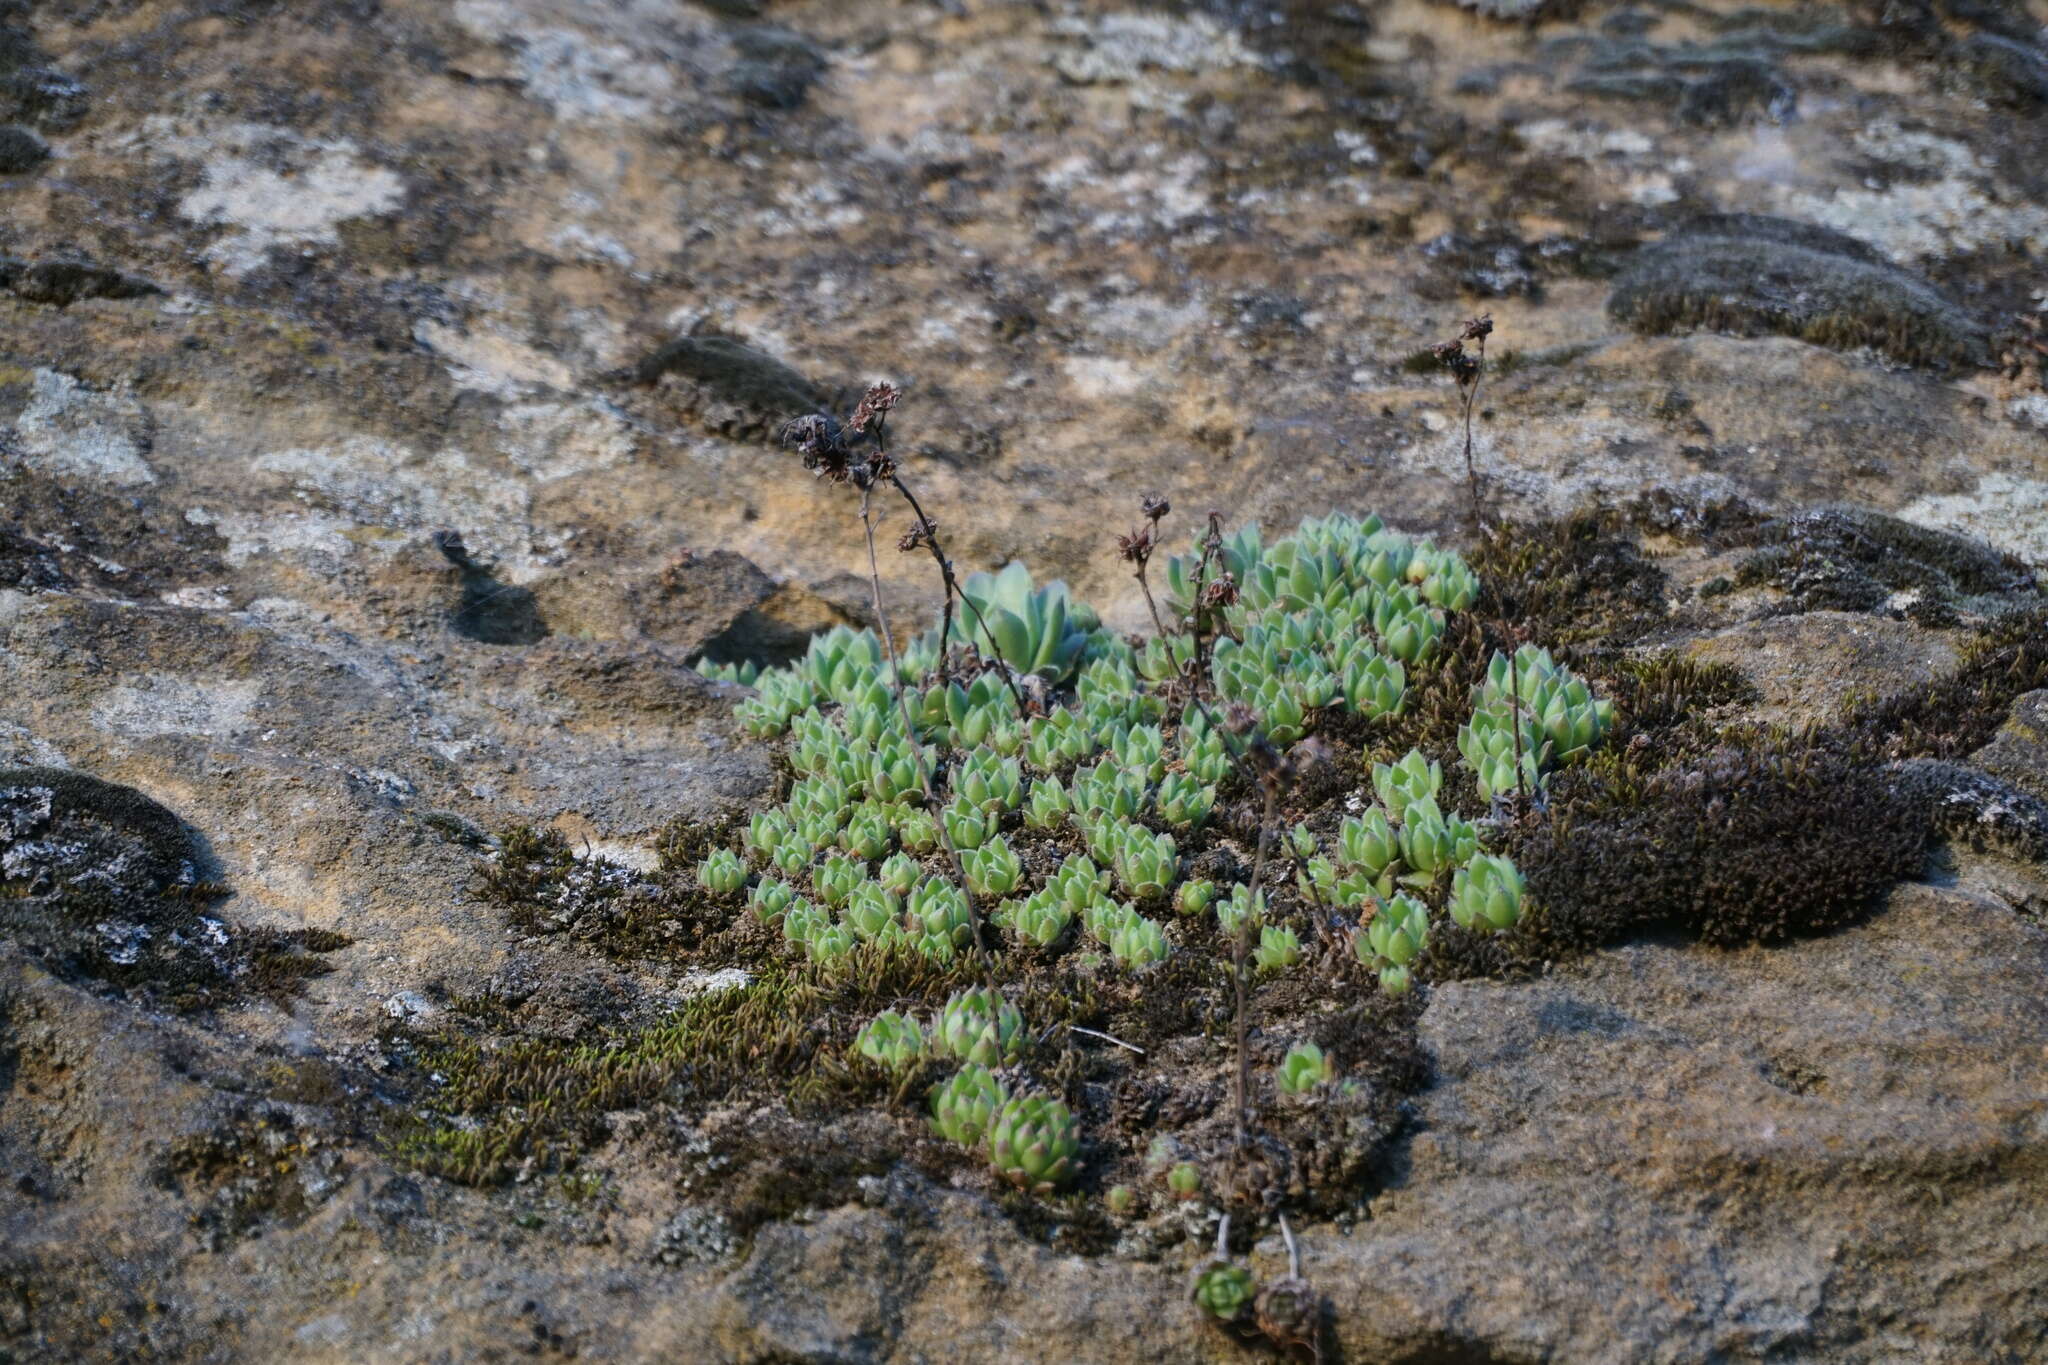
[0,253,158,306]
[1469,509,1671,647]
[0,767,347,1011]
[1731,505,2037,621]
[161,1106,344,1252]
[1843,602,2048,760]
[618,333,826,439]
[1607,214,1990,370]
[391,951,981,1186]
[1510,741,1927,950]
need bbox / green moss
[1607,215,1989,370]
[1730,505,2037,621]
[1510,739,1927,950]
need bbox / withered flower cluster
[1117,495,1172,565]
[779,382,904,489]
[1430,314,1492,387]
[897,516,938,554]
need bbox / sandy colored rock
[1686,611,1963,727]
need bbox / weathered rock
[1686,611,1963,728]
[1973,690,2048,804]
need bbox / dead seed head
[781,407,893,489]
[1201,572,1240,609]
[898,517,938,554]
[1141,494,1170,522]
[1116,522,1157,565]
[851,381,902,435]
[1460,313,1494,344]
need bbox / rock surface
[0,0,2046,1360]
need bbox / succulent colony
[685,452,1613,1240]
[401,364,2009,1353]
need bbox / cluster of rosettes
[693,515,1586,996]
[1459,644,1614,801]
[852,990,1082,1193]
[1144,514,1479,743]
[1277,742,1532,994]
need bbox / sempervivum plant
[955,751,1023,815]
[1153,771,1215,831]
[947,562,1103,684]
[1275,1041,1336,1095]
[1007,892,1073,948]
[1190,1260,1255,1324]
[941,799,993,852]
[933,987,1027,1066]
[961,834,1022,898]
[1173,877,1216,918]
[1109,913,1170,969]
[1216,884,1266,937]
[909,876,974,949]
[1372,749,1442,821]
[1024,775,1070,830]
[747,877,798,926]
[877,851,920,897]
[1254,923,1302,974]
[1111,827,1179,905]
[837,803,892,862]
[987,1092,1082,1192]
[811,852,863,909]
[1362,893,1430,994]
[1395,798,1479,889]
[1451,852,1526,932]
[696,847,748,896]
[842,880,902,941]
[930,1063,1008,1147]
[745,810,794,860]
[853,1011,926,1071]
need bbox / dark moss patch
[1469,509,1670,648]
[0,123,43,172]
[1607,214,1990,370]
[159,1106,346,1252]
[434,529,547,645]
[1510,741,1928,951]
[617,332,827,441]
[1890,758,2048,864]
[0,253,161,306]
[1843,602,2048,761]
[728,27,824,110]
[1418,233,1541,301]
[1951,31,2048,103]
[1568,55,1794,125]
[389,951,982,1186]
[0,767,347,1011]
[0,469,227,598]
[1729,504,2037,621]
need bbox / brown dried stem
[858,486,994,985]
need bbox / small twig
[886,467,1033,720]
[1215,1211,1232,1259]
[1069,1025,1146,1056]
[859,487,995,987]
[1509,634,1526,809]
[1234,781,1278,1150]
[1278,1211,1300,1279]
